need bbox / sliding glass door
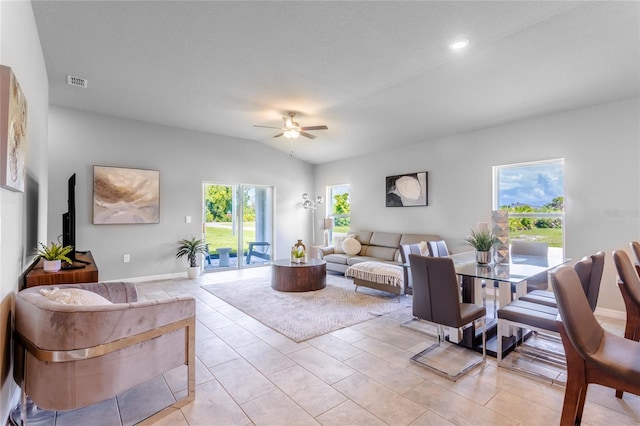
[203,183,273,271]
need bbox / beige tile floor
[29,267,640,425]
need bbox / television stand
[23,251,99,289]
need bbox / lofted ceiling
[31,1,639,164]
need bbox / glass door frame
[202,182,274,271]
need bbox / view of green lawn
[510,227,563,247]
[204,223,255,256]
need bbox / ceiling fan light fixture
[284,129,300,139]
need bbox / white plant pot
[186,266,201,279]
[43,260,61,273]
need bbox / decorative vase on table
[492,210,510,264]
[475,251,491,265]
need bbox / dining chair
[408,254,486,381]
[427,240,449,257]
[552,265,640,424]
[631,241,640,265]
[520,251,605,309]
[510,240,550,293]
[612,250,640,389]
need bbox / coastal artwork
[93,166,160,224]
[386,171,428,207]
[0,65,28,192]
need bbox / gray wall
[0,1,49,420]
[314,98,640,313]
[47,106,314,280]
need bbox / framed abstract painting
[0,65,28,192]
[93,165,160,224]
[386,171,428,207]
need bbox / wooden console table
[23,251,99,289]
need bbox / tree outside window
[327,184,350,242]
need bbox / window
[327,184,350,243]
[493,159,564,252]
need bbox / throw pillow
[39,287,113,305]
[418,241,429,256]
[333,233,356,254]
[342,237,362,256]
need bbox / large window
[327,184,350,243]
[493,159,564,251]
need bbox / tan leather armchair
[13,282,196,420]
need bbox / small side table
[217,248,232,267]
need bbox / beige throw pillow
[342,237,362,256]
[333,233,356,254]
[40,287,113,305]
[333,235,347,254]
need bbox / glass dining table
[449,251,570,308]
[447,251,569,356]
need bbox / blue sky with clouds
[497,162,564,208]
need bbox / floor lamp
[302,193,324,244]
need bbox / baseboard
[594,307,625,320]
[103,272,186,283]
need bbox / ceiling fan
[254,112,328,139]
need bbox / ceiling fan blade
[254,125,283,129]
[300,125,328,131]
[272,132,284,138]
[299,132,317,139]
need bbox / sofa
[319,231,442,295]
[319,231,441,273]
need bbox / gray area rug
[202,274,409,342]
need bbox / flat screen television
[62,173,88,268]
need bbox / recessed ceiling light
[449,39,469,51]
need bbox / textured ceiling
[32,1,640,164]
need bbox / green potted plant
[36,242,73,273]
[464,229,498,265]
[176,237,208,279]
[291,245,306,263]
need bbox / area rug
[201,274,410,342]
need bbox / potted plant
[464,229,498,265]
[36,242,73,273]
[291,245,306,263]
[176,237,208,279]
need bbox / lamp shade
[324,218,334,230]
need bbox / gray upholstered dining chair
[427,240,449,257]
[519,251,605,309]
[552,265,640,424]
[510,240,550,293]
[409,254,486,381]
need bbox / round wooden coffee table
[271,258,327,292]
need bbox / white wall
[0,1,49,421]
[47,106,314,280]
[314,97,640,313]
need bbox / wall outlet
[123,254,130,263]
[185,215,191,223]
